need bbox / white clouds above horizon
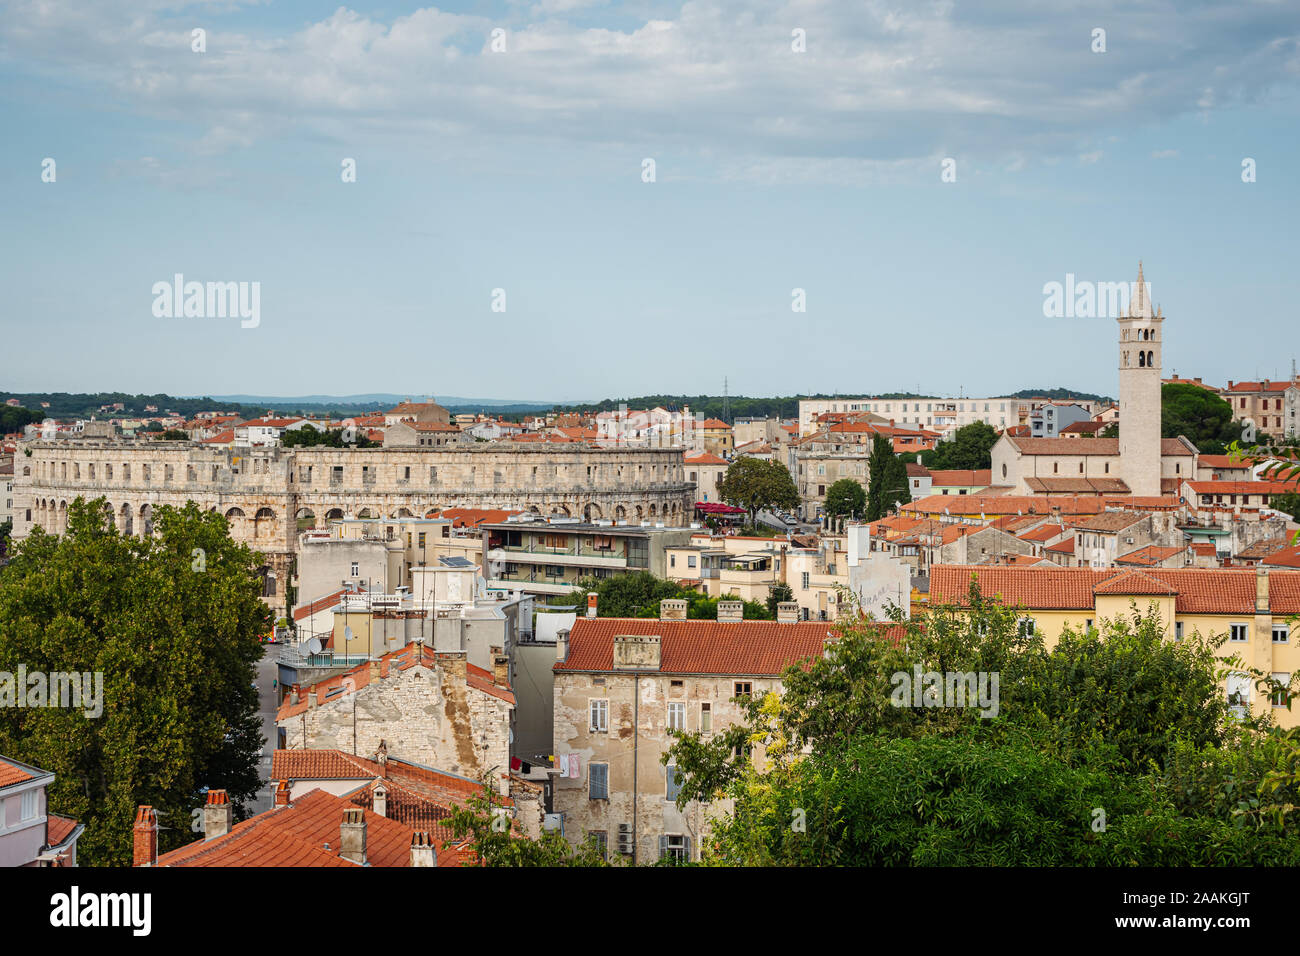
[2,0,1298,178]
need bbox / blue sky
[2,0,1298,403]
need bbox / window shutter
[658,835,668,859]
[684,836,692,861]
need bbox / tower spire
[1129,260,1151,318]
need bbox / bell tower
[1116,262,1164,497]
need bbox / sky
[1,0,1298,403]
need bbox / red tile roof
[46,814,81,847]
[1024,477,1131,494]
[0,758,35,789]
[1196,454,1250,471]
[930,566,1300,614]
[435,507,524,527]
[1116,545,1186,567]
[1261,545,1300,569]
[1225,380,1299,393]
[928,470,992,486]
[556,618,838,676]
[155,788,468,867]
[699,418,732,430]
[1184,480,1294,496]
[684,452,728,465]
[1007,437,1196,456]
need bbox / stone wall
[11,440,695,612]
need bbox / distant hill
[1008,387,1112,404]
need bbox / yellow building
[930,565,1300,726]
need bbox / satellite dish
[307,638,323,654]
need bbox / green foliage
[717,458,799,527]
[0,498,271,865]
[444,778,611,866]
[564,572,772,620]
[766,583,794,618]
[665,577,1300,865]
[0,405,43,433]
[280,425,376,448]
[1269,491,1300,522]
[866,435,912,520]
[916,421,1000,471]
[157,429,189,441]
[1162,382,1239,453]
[824,478,866,519]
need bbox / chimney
[204,789,233,841]
[613,634,662,671]
[717,600,744,623]
[1229,380,1235,389]
[556,628,570,663]
[660,598,688,621]
[340,808,367,865]
[410,831,438,867]
[132,806,158,867]
[370,659,381,682]
[274,780,291,807]
[586,593,598,618]
[1256,567,1270,614]
[291,684,301,705]
[777,602,800,623]
[373,783,388,818]
[493,650,510,687]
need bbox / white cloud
[3,0,1299,174]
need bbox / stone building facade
[277,643,514,792]
[10,441,694,612]
[551,609,833,864]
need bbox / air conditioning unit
[617,823,634,856]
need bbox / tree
[1162,382,1239,453]
[917,421,1000,471]
[824,478,866,519]
[281,425,376,448]
[662,578,1300,865]
[0,405,43,433]
[157,429,189,441]
[717,458,799,527]
[766,583,795,618]
[1269,491,1300,522]
[444,778,610,866]
[0,498,271,865]
[866,435,911,520]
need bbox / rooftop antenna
[722,377,729,424]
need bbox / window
[588,830,608,860]
[1084,619,1093,632]
[589,698,608,733]
[1226,673,1252,717]
[417,532,426,548]
[687,555,697,569]
[1274,625,1290,644]
[1018,617,1036,637]
[670,554,676,568]
[1272,673,1291,708]
[661,834,689,862]
[1175,621,1184,641]
[350,562,359,577]
[1230,623,1248,643]
[666,765,684,801]
[589,763,609,800]
[667,701,685,731]
[20,789,37,821]
[801,572,810,590]
[700,702,712,734]
[734,681,753,698]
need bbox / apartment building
[929,565,1300,727]
[1029,402,1092,438]
[798,397,1020,437]
[480,515,694,595]
[684,452,728,503]
[1221,380,1300,439]
[551,604,841,863]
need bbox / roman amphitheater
[10,441,695,611]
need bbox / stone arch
[555,505,571,518]
[325,508,345,521]
[22,465,29,477]
[119,503,133,536]
[529,505,541,515]
[583,503,602,522]
[395,507,414,518]
[1147,350,1154,366]
[139,503,153,537]
[295,507,317,532]
[253,507,276,538]
[357,507,377,519]
[635,505,644,521]
[648,504,657,518]
[1138,351,1146,367]
[615,505,626,520]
